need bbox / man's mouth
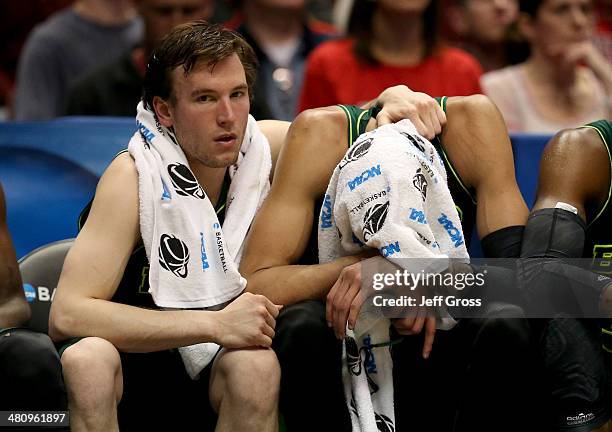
[215,133,237,144]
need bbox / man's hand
[392,315,436,359]
[326,254,437,358]
[326,254,383,339]
[215,292,281,349]
[375,85,447,139]
[326,261,365,339]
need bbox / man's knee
[218,349,280,410]
[274,300,331,352]
[0,329,66,410]
[61,337,122,402]
[475,303,530,349]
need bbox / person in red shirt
[298,0,483,111]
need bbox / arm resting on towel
[242,108,364,305]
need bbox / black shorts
[60,341,218,431]
[0,328,68,430]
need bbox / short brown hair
[142,20,258,110]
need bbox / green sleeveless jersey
[582,120,612,268]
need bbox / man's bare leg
[209,348,280,432]
[61,337,123,432]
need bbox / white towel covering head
[319,119,470,432]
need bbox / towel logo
[345,337,362,376]
[199,232,210,271]
[339,138,373,170]
[375,413,395,432]
[213,225,229,274]
[137,120,155,143]
[349,189,387,215]
[412,169,428,201]
[380,241,401,257]
[348,165,382,191]
[415,232,438,249]
[408,208,427,224]
[400,131,426,153]
[159,234,190,278]
[320,194,333,229]
[363,201,389,241]
[167,163,206,199]
[438,213,464,248]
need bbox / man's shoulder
[444,94,499,124]
[291,106,348,139]
[97,152,138,198]
[284,107,351,169]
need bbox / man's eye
[198,95,212,102]
[231,91,245,98]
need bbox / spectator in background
[481,0,611,133]
[298,0,483,111]
[593,0,612,63]
[446,0,527,72]
[0,183,67,415]
[225,0,336,120]
[13,0,143,120]
[66,0,214,117]
[0,0,72,119]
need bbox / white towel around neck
[128,101,271,378]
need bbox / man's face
[463,0,518,43]
[140,0,214,49]
[162,54,250,169]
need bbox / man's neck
[370,9,424,66]
[189,162,228,207]
[242,0,304,45]
[72,0,137,26]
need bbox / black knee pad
[272,300,341,363]
[521,208,586,258]
[470,302,530,352]
[0,328,67,410]
[541,318,610,430]
[481,225,525,258]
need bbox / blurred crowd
[0,0,610,132]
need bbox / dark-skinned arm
[0,183,30,328]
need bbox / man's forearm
[0,296,31,328]
[50,297,221,353]
[246,256,362,305]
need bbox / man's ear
[153,96,173,127]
